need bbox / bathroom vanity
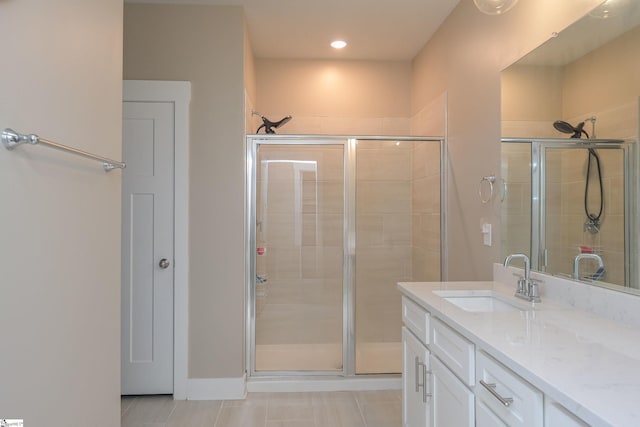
[399,264,640,427]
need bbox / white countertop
[398,280,640,427]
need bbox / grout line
[120,396,135,419]
[213,399,224,427]
[164,398,178,423]
[352,391,368,427]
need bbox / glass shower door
[253,143,345,372]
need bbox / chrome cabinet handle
[415,357,424,392]
[422,365,432,403]
[480,380,513,407]
[159,258,170,269]
[415,356,432,403]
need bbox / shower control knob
[159,258,170,269]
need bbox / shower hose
[585,147,604,230]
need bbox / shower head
[256,114,293,134]
[553,120,588,139]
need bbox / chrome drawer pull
[415,357,424,392]
[423,367,432,403]
[480,380,514,407]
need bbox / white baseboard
[247,376,401,393]
[187,374,247,400]
[185,374,400,398]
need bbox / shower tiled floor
[121,390,402,427]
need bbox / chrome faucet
[503,253,541,303]
[573,253,604,280]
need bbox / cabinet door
[431,355,474,427]
[477,401,508,427]
[403,327,431,427]
[544,399,589,427]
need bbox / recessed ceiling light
[331,40,347,49]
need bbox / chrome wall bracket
[2,128,38,150]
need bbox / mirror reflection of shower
[252,110,293,134]
[553,119,604,234]
[501,137,632,289]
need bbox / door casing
[123,80,190,399]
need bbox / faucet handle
[528,280,542,303]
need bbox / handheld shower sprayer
[553,116,597,139]
[553,120,588,138]
[552,118,603,234]
[252,111,292,134]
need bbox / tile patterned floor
[121,390,402,427]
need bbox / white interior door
[121,101,175,395]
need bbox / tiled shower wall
[500,143,532,260]
[410,142,441,283]
[355,141,414,344]
[255,141,441,351]
[255,145,344,346]
[545,148,626,285]
[502,26,639,142]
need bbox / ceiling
[125,0,462,60]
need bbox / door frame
[123,80,191,399]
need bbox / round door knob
[159,258,170,269]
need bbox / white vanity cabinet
[398,281,625,427]
[402,295,475,427]
[401,296,432,427]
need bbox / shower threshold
[247,374,401,393]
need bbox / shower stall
[246,135,444,381]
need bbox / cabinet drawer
[431,317,475,386]
[402,296,430,345]
[476,351,543,427]
[544,399,588,427]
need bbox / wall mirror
[500,1,640,294]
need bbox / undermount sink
[433,290,522,312]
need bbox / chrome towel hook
[479,174,496,204]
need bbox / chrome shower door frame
[246,136,348,378]
[246,135,446,379]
